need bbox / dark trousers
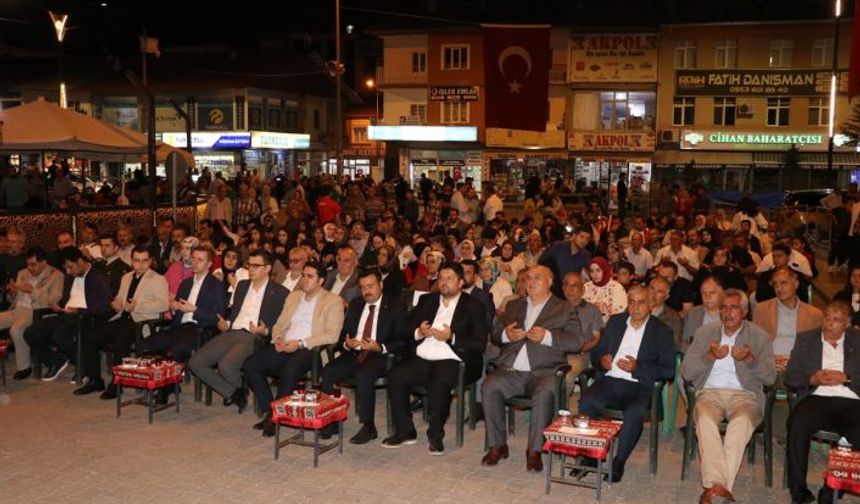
[849,236,860,268]
[828,236,849,266]
[578,377,651,465]
[242,345,314,413]
[81,317,136,382]
[387,356,459,443]
[23,314,79,367]
[321,352,386,425]
[138,323,198,363]
[787,395,860,498]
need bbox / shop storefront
[484,128,568,200]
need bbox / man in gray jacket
[681,288,776,504]
[481,265,584,472]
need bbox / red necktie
[357,304,376,363]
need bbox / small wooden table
[271,393,350,468]
[543,418,622,501]
[824,447,860,503]
[112,360,184,424]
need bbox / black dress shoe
[226,388,248,413]
[381,431,418,448]
[817,486,841,504]
[319,423,338,440]
[73,378,105,395]
[262,419,277,437]
[100,383,118,400]
[155,387,170,405]
[791,488,815,504]
[13,367,31,380]
[349,424,378,445]
[253,416,271,430]
[606,461,624,483]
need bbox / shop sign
[411,158,438,166]
[155,105,184,132]
[429,86,479,102]
[102,105,139,130]
[368,125,477,142]
[250,131,310,149]
[485,128,565,148]
[569,130,656,152]
[198,102,233,131]
[570,34,658,83]
[675,69,848,96]
[465,151,483,165]
[680,129,852,151]
[162,131,251,149]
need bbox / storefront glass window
[600,92,655,130]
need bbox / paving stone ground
[1,371,856,504]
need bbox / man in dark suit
[92,233,131,297]
[460,259,495,329]
[481,265,584,472]
[785,300,860,504]
[383,263,487,454]
[324,244,360,304]
[139,245,226,366]
[320,268,409,444]
[577,285,675,481]
[24,246,113,381]
[189,249,287,412]
[149,217,174,274]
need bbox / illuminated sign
[368,125,477,142]
[681,129,852,151]
[676,69,848,96]
[162,131,250,149]
[250,132,310,149]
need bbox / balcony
[375,65,428,88]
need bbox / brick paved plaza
[1,371,853,504]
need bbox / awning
[753,151,860,168]
[653,150,753,168]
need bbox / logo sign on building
[250,131,310,149]
[155,105,184,132]
[368,125,477,142]
[429,86,479,102]
[570,34,658,83]
[676,69,848,96]
[198,102,233,131]
[568,131,656,152]
[681,129,852,151]
[486,128,566,148]
[162,131,251,149]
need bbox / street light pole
[827,0,842,177]
[48,12,68,108]
[335,0,343,178]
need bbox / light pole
[827,0,842,177]
[365,78,379,122]
[335,0,343,178]
[48,11,68,108]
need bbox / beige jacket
[11,265,64,310]
[109,269,170,322]
[270,289,344,349]
[752,298,823,341]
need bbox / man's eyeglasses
[247,263,267,269]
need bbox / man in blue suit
[577,285,675,481]
[139,245,226,365]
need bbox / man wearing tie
[320,268,409,444]
[383,263,487,454]
[481,265,584,472]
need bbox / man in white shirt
[116,224,135,267]
[624,231,654,280]
[655,230,699,282]
[383,263,487,454]
[324,245,360,304]
[785,300,860,504]
[483,184,504,222]
[577,285,675,481]
[681,289,776,504]
[280,246,308,292]
[450,183,472,224]
[190,250,288,413]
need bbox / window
[713,97,736,126]
[674,40,697,69]
[715,39,737,69]
[409,103,427,123]
[442,45,469,70]
[812,38,834,67]
[313,109,320,130]
[673,97,695,126]
[769,39,793,68]
[599,92,656,130]
[767,98,790,126]
[441,102,468,123]
[412,51,427,73]
[808,97,829,126]
[353,126,368,143]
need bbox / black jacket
[338,293,409,356]
[228,279,289,333]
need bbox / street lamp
[365,78,379,123]
[827,0,842,176]
[48,11,68,108]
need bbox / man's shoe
[817,486,836,504]
[100,383,118,400]
[349,424,378,445]
[381,432,418,448]
[73,378,105,395]
[606,460,624,483]
[224,388,248,414]
[481,444,509,466]
[253,416,271,430]
[319,423,338,440]
[261,419,276,438]
[790,488,815,504]
[428,439,444,456]
[526,450,544,472]
[42,360,69,382]
[155,388,170,405]
[13,367,31,380]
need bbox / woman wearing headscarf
[212,246,249,307]
[605,243,628,274]
[375,244,405,297]
[456,239,479,262]
[494,240,524,286]
[478,256,513,310]
[583,257,628,322]
[693,246,746,304]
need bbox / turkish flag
[849,0,860,99]
[483,24,550,132]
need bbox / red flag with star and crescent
[483,24,550,132]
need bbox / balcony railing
[375,65,428,87]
